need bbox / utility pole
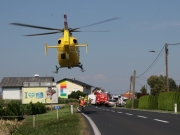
[165,43,169,92]
[129,76,133,99]
[132,70,136,109]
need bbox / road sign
[54,106,60,110]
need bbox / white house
[0,76,55,100]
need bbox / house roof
[0,77,55,87]
[56,78,92,87]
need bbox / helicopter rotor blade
[24,31,61,36]
[10,23,64,31]
[72,30,112,32]
[70,17,120,32]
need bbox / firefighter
[78,96,82,104]
[79,97,85,111]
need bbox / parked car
[107,99,116,107]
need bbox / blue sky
[1,0,180,94]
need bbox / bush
[68,90,86,99]
[21,102,34,115]
[0,100,47,120]
[21,102,46,115]
[125,99,139,108]
[134,99,139,108]
[125,100,131,108]
[2,100,23,120]
[158,92,180,111]
[34,102,46,114]
[138,95,158,110]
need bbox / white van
[88,94,96,105]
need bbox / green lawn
[14,104,83,135]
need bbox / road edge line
[82,113,101,135]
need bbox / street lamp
[149,50,156,52]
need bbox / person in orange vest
[79,97,85,111]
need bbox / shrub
[138,95,158,110]
[158,92,180,111]
[125,99,139,108]
[68,90,86,99]
[125,100,131,108]
[134,99,139,108]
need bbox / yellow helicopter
[10,14,119,73]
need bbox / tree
[140,85,147,94]
[68,90,86,99]
[178,85,180,92]
[159,75,178,91]
[147,75,165,96]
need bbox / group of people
[78,95,92,111]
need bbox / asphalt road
[83,105,180,135]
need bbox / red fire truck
[94,91,110,105]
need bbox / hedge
[125,99,139,109]
[138,95,158,110]
[158,92,180,111]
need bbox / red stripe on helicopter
[64,14,67,19]
[64,14,68,29]
[64,22,68,26]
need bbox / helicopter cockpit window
[58,40,61,44]
[73,39,77,44]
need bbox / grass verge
[14,103,87,135]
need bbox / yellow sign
[22,87,58,104]
[22,87,46,104]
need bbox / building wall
[2,87,21,99]
[57,80,83,98]
[83,86,91,95]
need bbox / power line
[136,45,165,78]
[136,81,144,87]
[136,78,147,81]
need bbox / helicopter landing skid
[52,66,60,74]
[81,69,86,72]
[77,63,86,72]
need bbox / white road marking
[106,109,109,111]
[111,110,115,112]
[117,112,123,113]
[137,115,147,118]
[154,119,169,123]
[126,113,133,115]
[82,113,101,135]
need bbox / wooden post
[132,70,136,109]
[165,43,169,92]
[57,109,58,120]
[33,115,35,128]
